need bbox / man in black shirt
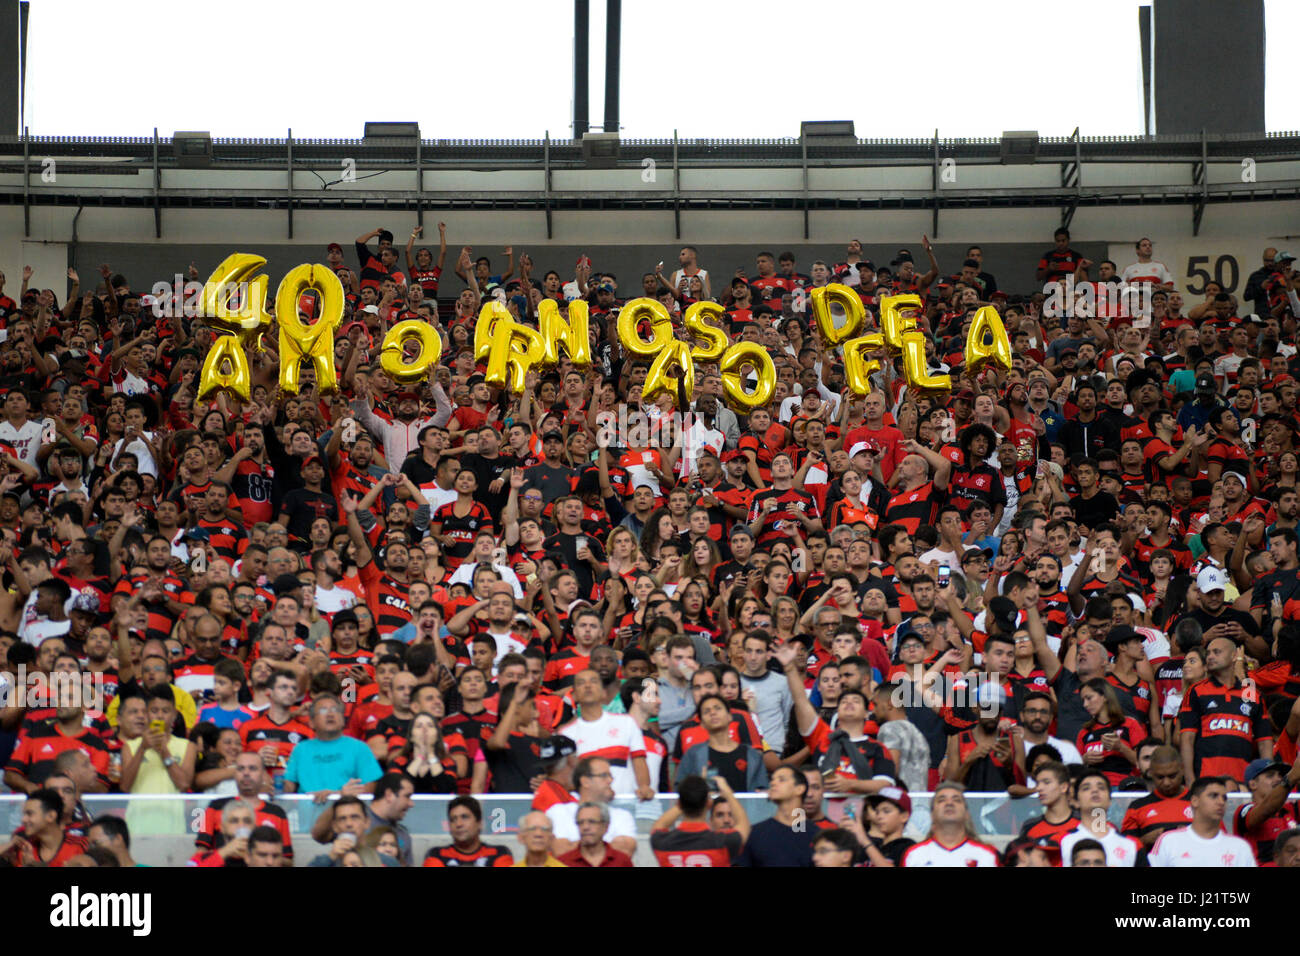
[523,432,576,504]
[735,766,816,867]
[278,454,338,550]
[543,496,607,598]
[461,425,517,516]
[485,682,576,794]
[1070,458,1118,531]
[1183,566,1260,649]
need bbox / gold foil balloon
[964,305,1014,377]
[842,333,885,396]
[809,283,865,346]
[276,265,345,394]
[538,298,592,368]
[380,319,444,385]
[718,342,775,410]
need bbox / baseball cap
[360,304,380,315]
[542,431,564,443]
[1243,758,1289,783]
[721,449,744,463]
[1103,625,1142,649]
[1195,373,1216,391]
[181,527,210,543]
[848,442,871,458]
[974,681,1008,710]
[1277,251,1296,263]
[859,259,876,272]
[988,596,1019,633]
[1195,566,1228,593]
[331,608,359,629]
[270,574,304,597]
[301,452,324,467]
[961,547,994,563]
[327,242,343,254]
[952,388,975,402]
[1222,471,1247,488]
[1057,345,1078,356]
[536,735,578,763]
[866,786,912,814]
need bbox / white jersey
[1149,826,1257,867]
[557,711,646,795]
[1060,823,1141,866]
[902,836,1000,867]
[546,801,637,843]
[0,419,43,467]
[315,585,357,616]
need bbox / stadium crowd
[0,226,1298,868]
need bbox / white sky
[20,0,1300,139]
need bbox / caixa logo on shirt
[49,887,151,936]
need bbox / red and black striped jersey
[1120,789,1192,843]
[358,561,412,636]
[112,572,192,643]
[747,486,820,548]
[883,481,944,535]
[748,274,794,310]
[196,516,249,563]
[1178,677,1273,781]
[11,832,89,867]
[409,265,442,296]
[331,459,384,519]
[650,821,744,867]
[441,710,497,764]
[738,433,774,483]
[1233,800,1300,864]
[239,713,314,774]
[1036,589,1070,636]
[1077,716,1147,785]
[1038,247,1083,282]
[196,798,293,859]
[542,648,591,693]
[328,649,376,682]
[6,720,111,787]
[1106,673,1154,722]
[949,465,1006,516]
[431,500,494,568]
[229,455,275,525]
[1017,813,1081,863]
[367,713,413,755]
[422,842,513,867]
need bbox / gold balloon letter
[842,333,885,397]
[878,293,921,352]
[198,335,253,402]
[684,301,729,363]
[809,283,865,347]
[718,342,775,410]
[276,265,345,394]
[484,319,543,394]
[380,319,444,385]
[964,305,1014,378]
[538,299,592,368]
[196,253,273,402]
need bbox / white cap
[1222,471,1247,488]
[1196,566,1228,593]
[849,442,870,458]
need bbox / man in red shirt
[0,788,88,866]
[842,391,905,481]
[556,801,635,867]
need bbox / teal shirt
[284,735,382,793]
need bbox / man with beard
[342,497,413,638]
[216,421,276,526]
[352,379,452,473]
[326,425,387,520]
[460,425,517,517]
[110,535,192,644]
